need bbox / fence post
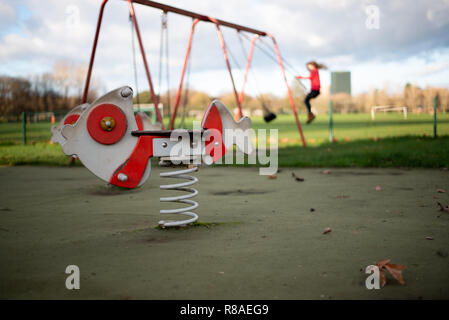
[22,111,27,145]
[433,95,437,139]
[329,100,333,143]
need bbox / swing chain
[234,31,272,115]
[129,13,140,108]
[157,11,171,121]
[161,10,168,28]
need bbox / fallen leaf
[268,175,277,179]
[291,172,304,182]
[379,269,387,287]
[436,250,448,258]
[437,202,449,213]
[375,185,382,191]
[323,227,332,234]
[437,189,446,193]
[322,170,331,175]
[377,259,390,269]
[384,263,406,285]
[376,259,391,288]
[376,259,407,287]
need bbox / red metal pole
[169,18,200,130]
[238,34,258,105]
[129,0,267,36]
[127,0,164,128]
[209,17,243,119]
[82,0,108,104]
[267,34,307,147]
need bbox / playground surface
[0,165,448,299]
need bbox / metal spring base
[159,166,199,227]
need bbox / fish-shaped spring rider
[57,86,252,227]
[51,103,88,145]
[51,102,161,146]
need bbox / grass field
[1,113,448,167]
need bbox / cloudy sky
[1,0,449,97]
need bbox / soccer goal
[371,106,407,120]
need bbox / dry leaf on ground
[291,172,304,182]
[376,259,407,287]
[437,202,449,213]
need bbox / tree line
[135,80,449,116]
[0,62,101,121]
[1,61,447,121]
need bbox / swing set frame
[82,0,307,147]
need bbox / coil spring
[159,166,199,227]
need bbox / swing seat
[263,112,277,123]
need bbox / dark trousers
[304,90,320,113]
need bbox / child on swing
[296,61,327,124]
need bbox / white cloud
[0,1,15,27]
[0,0,448,98]
[413,61,449,77]
[306,34,326,47]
